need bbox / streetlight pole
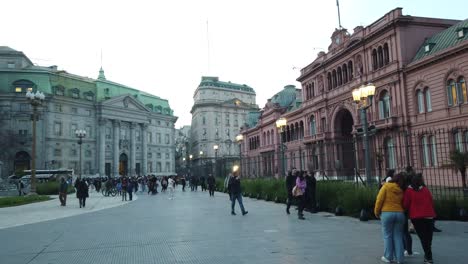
[236,134,244,177]
[213,144,219,176]
[26,90,45,195]
[75,129,87,179]
[276,118,287,178]
[189,154,193,175]
[352,84,376,186]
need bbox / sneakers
[404,250,420,257]
[381,256,393,263]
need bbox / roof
[412,19,468,62]
[0,46,18,53]
[198,76,255,93]
[245,111,261,128]
[271,85,299,108]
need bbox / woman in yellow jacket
[374,173,406,264]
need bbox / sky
[2,0,466,127]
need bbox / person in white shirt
[168,176,175,200]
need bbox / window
[454,131,464,152]
[430,135,438,166]
[157,133,161,144]
[148,152,153,159]
[85,150,92,157]
[337,67,342,86]
[54,122,62,136]
[372,49,378,70]
[54,149,62,157]
[348,61,353,80]
[71,124,78,136]
[202,116,206,125]
[70,149,77,156]
[383,43,390,65]
[417,90,425,113]
[148,132,153,143]
[71,88,80,98]
[327,73,332,90]
[165,162,170,172]
[7,62,15,68]
[458,29,465,38]
[71,107,78,114]
[378,91,391,119]
[20,103,29,111]
[13,80,35,93]
[136,131,141,141]
[425,88,432,112]
[15,87,22,93]
[85,126,92,137]
[18,129,28,135]
[165,134,170,144]
[54,86,64,96]
[378,46,383,68]
[320,117,326,133]
[421,136,430,167]
[106,127,111,139]
[459,77,467,104]
[310,116,316,136]
[165,153,170,159]
[384,137,396,169]
[55,104,62,112]
[332,70,337,88]
[85,92,94,101]
[84,109,91,116]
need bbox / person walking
[75,178,89,208]
[305,171,317,213]
[127,180,134,201]
[228,172,248,216]
[224,173,233,201]
[294,171,307,220]
[402,171,416,257]
[181,176,186,192]
[200,176,207,192]
[59,177,68,206]
[403,173,436,264]
[374,173,406,264]
[285,170,296,215]
[168,176,175,200]
[17,180,26,196]
[207,174,215,197]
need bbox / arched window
[71,88,80,99]
[343,64,348,83]
[13,79,35,93]
[417,90,425,113]
[332,70,337,88]
[378,90,391,119]
[378,46,384,68]
[384,137,396,169]
[372,49,378,70]
[299,121,304,139]
[327,73,332,90]
[348,61,354,80]
[310,115,316,136]
[447,79,457,106]
[337,67,342,86]
[425,87,432,112]
[311,82,315,97]
[267,131,270,145]
[383,43,390,65]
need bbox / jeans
[381,212,405,263]
[208,185,215,196]
[412,218,433,261]
[231,193,246,213]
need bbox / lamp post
[26,90,45,195]
[235,134,244,176]
[352,83,376,186]
[75,129,87,179]
[213,144,219,176]
[189,154,193,175]
[275,117,287,178]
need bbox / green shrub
[0,195,51,208]
[36,182,75,195]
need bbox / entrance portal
[14,151,31,173]
[119,153,128,176]
[333,109,355,178]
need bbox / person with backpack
[403,173,436,264]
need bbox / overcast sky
[2,0,466,126]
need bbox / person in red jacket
[403,173,436,264]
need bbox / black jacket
[286,174,296,193]
[228,177,241,195]
[75,180,89,198]
[207,176,215,186]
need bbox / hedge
[216,177,468,221]
[0,195,51,208]
[36,182,75,195]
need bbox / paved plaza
[1,187,467,264]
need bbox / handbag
[292,186,303,197]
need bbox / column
[130,122,136,176]
[141,123,148,175]
[99,118,106,176]
[113,120,120,177]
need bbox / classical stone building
[240,8,468,186]
[0,46,177,178]
[190,76,258,166]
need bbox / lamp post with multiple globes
[275,118,287,178]
[75,129,87,179]
[26,90,45,195]
[235,134,244,177]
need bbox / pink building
[240,8,468,189]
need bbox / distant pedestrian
[200,176,207,192]
[305,171,316,213]
[121,177,128,201]
[403,173,436,264]
[59,177,68,206]
[75,178,89,208]
[294,171,307,220]
[181,176,186,191]
[17,180,26,196]
[285,170,296,215]
[168,176,175,200]
[207,174,215,197]
[228,172,248,216]
[127,180,134,201]
[374,173,405,264]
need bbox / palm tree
[450,150,468,189]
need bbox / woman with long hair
[374,173,406,263]
[403,173,436,264]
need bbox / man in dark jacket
[305,171,317,213]
[207,174,215,197]
[59,177,68,206]
[228,172,248,216]
[75,178,89,208]
[285,169,297,214]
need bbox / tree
[450,150,468,189]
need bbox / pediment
[101,94,149,112]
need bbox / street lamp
[236,134,243,177]
[75,129,87,179]
[213,144,219,176]
[352,83,376,186]
[26,90,45,195]
[275,117,287,177]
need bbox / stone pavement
[0,187,467,264]
[0,190,137,230]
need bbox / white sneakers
[381,256,393,263]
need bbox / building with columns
[0,46,177,178]
[190,76,258,167]
[240,8,468,186]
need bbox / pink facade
[240,8,467,185]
